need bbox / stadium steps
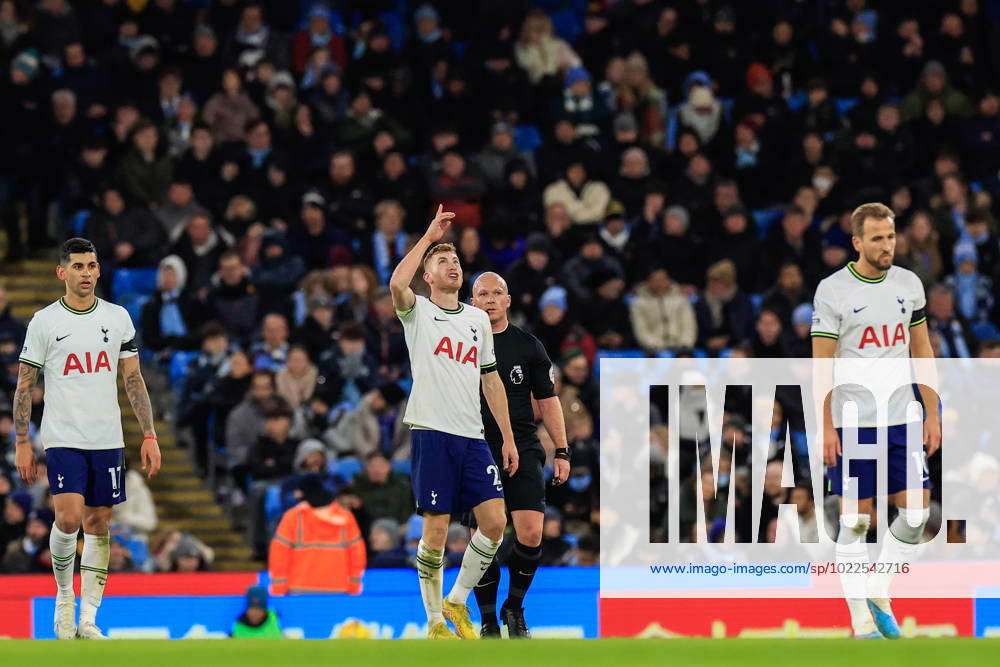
[1,255,259,571]
[118,396,260,571]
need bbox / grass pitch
[3,638,996,667]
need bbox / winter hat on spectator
[665,205,690,228]
[294,439,328,470]
[525,232,551,254]
[491,121,514,137]
[308,3,332,23]
[792,303,814,327]
[746,62,772,90]
[193,25,216,41]
[28,508,54,530]
[268,70,296,95]
[8,490,32,517]
[539,286,568,313]
[414,4,440,23]
[245,585,268,609]
[298,473,335,508]
[12,49,40,80]
[329,246,353,267]
[302,190,326,209]
[377,382,406,407]
[564,66,591,89]
[130,35,160,61]
[157,254,188,292]
[604,200,626,222]
[613,112,637,134]
[372,518,401,547]
[174,536,201,560]
[922,60,947,81]
[954,241,977,266]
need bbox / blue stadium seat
[718,348,733,358]
[112,268,158,300]
[379,11,406,51]
[836,97,859,116]
[657,350,676,359]
[169,350,200,388]
[750,293,763,313]
[118,295,148,336]
[786,92,808,112]
[514,124,542,154]
[752,208,784,238]
[972,321,999,342]
[333,457,363,482]
[550,10,582,42]
[594,348,648,377]
[70,210,91,237]
[264,485,284,525]
[391,459,411,476]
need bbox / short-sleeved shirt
[19,297,138,450]
[811,262,927,428]
[397,295,496,439]
[480,323,556,455]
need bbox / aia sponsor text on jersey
[63,350,112,375]
[433,336,478,367]
[859,323,908,349]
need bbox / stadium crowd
[4,0,1000,574]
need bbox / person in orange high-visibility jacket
[269,475,366,595]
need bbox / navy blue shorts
[828,423,932,499]
[411,429,504,515]
[47,447,127,507]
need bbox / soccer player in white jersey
[13,238,162,639]
[811,203,941,639]
[389,205,519,639]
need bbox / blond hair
[851,202,894,238]
[422,242,457,270]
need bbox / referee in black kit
[468,272,570,639]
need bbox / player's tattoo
[13,363,39,441]
[123,365,156,438]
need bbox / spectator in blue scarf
[140,254,201,356]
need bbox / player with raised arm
[811,203,940,639]
[14,238,162,639]
[469,272,570,638]
[389,206,519,640]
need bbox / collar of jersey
[847,261,887,284]
[60,296,99,314]
[430,299,463,314]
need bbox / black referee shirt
[480,323,556,455]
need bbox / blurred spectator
[108,535,138,574]
[0,286,25,347]
[2,508,53,573]
[943,242,996,328]
[0,490,30,555]
[203,68,260,143]
[291,4,346,75]
[368,518,408,568]
[206,251,260,345]
[539,509,573,566]
[514,9,580,86]
[225,369,277,484]
[319,322,377,407]
[111,468,158,543]
[444,522,469,568]
[543,162,611,229]
[276,345,318,408]
[231,585,284,638]
[364,288,408,383]
[249,398,298,482]
[694,259,755,353]
[170,212,234,292]
[85,185,166,273]
[150,528,214,572]
[352,452,412,525]
[251,313,291,371]
[630,266,697,353]
[117,120,174,207]
[141,255,201,356]
[269,474,365,595]
[926,283,976,358]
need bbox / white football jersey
[811,262,927,427]
[19,297,138,450]
[397,295,496,439]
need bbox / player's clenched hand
[502,439,519,477]
[823,424,841,467]
[14,441,37,485]
[424,204,455,242]
[551,458,570,486]
[924,414,941,457]
[141,438,162,479]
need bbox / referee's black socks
[474,559,502,625]
[504,540,541,609]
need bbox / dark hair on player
[60,238,97,265]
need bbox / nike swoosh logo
[434,317,448,322]
[56,334,71,341]
[112,491,120,498]
[853,307,867,313]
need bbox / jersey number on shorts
[486,464,503,492]
[108,465,122,499]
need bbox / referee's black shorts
[462,447,546,527]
